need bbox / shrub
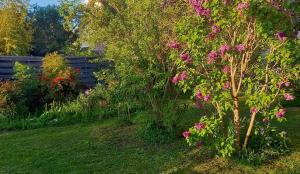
[41,52,80,102]
[0,62,42,118]
[42,52,68,78]
[0,81,19,118]
[13,62,43,114]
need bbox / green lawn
[0,108,299,174]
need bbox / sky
[30,0,59,6]
[30,0,88,6]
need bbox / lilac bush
[169,0,299,156]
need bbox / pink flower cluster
[207,44,234,64]
[203,94,211,102]
[220,44,230,57]
[212,25,221,33]
[284,93,295,101]
[188,0,211,17]
[223,81,231,90]
[168,40,181,49]
[222,66,231,74]
[237,2,249,11]
[180,52,193,64]
[208,24,222,39]
[172,71,188,84]
[182,131,191,139]
[195,91,211,102]
[235,44,246,53]
[195,91,203,100]
[207,51,219,64]
[195,122,206,130]
[276,108,286,118]
[277,81,291,88]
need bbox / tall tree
[29,5,74,56]
[0,0,32,55]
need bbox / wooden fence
[0,56,107,87]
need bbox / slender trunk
[243,112,257,149]
[233,97,241,150]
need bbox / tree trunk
[233,97,241,150]
[243,112,257,149]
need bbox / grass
[0,107,299,174]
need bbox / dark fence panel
[0,56,106,87]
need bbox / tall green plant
[61,0,188,119]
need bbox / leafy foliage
[13,62,42,114]
[61,0,189,120]
[240,124,290,165]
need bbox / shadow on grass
[163,107,300,174]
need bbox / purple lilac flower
[222,66,231,74]
[207,51,218,64]
[182,131,191,139]
[212,25,221,34]
[219,44,230,57]
[179,71,188,81]
[195,122,206,130]
[172,71,188,84]
[203,94,211,102]
[171,75,180,84]
[277,32,287,41]
[235,44,246,53]
[195,91,203,100]
[284,93,295,101]
[276,108,286,118]
[168,40,180,49]
[188,0,211,17]
[284,81,291,87]
[237,2,249,11]
[180,52,193,64]
[223,81,231,90]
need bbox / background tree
[28,5,75,56]
[0,0,32,55]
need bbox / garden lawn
[0,108,299,174]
